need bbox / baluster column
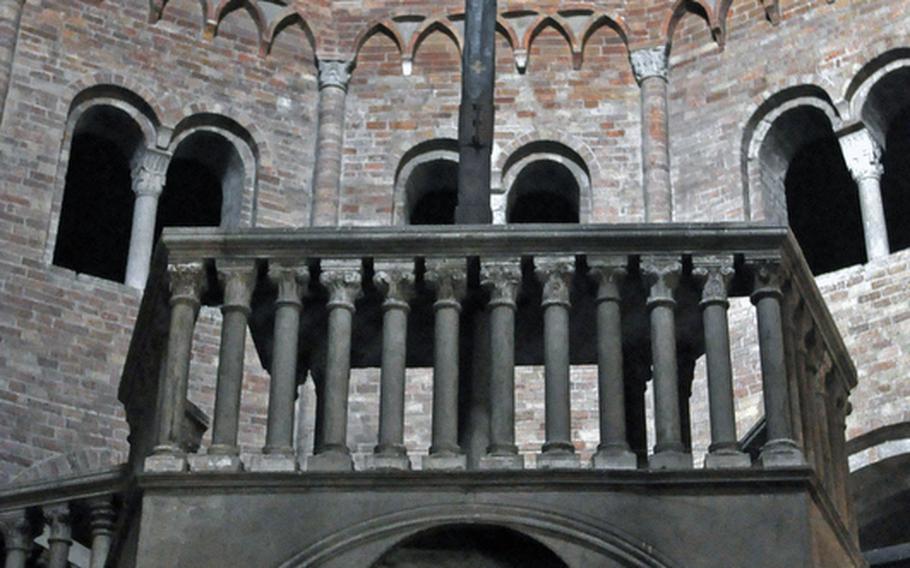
[749,257,805,467]
[0,510,31,568]
[371,261,415,470]
[255,263,309,472]
[423,259,468,470]
[589,257,637,469]
[44,505,71,568]
[643,256,691,469]
[535,256,579,469]
[87,498,116,568]
[309,260,362,471]
[147,262,207,472]
[630,47,672,222]
[479,258,524,470]
[125,149,170,289]
[196,260,257,472]
[693,257,751,468]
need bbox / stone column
[0,510,31,568]
[630,47,672,222]
[309,259,362,471]
[43,505,71,568]
[423,259,467,470]
[589,257,636,470]
[479,258,524,470]
[147,262,206,472]
[125,149,170,289]
[198,260,257,471]
[87,498,116,568]
[257,263,309,472]
[371,261,415,470]
[535,256,579,469]
[310,60,352,226]
[642,256,691,469]
[0,0,24,126]
[840,129,889,260]
[693,257,751,468]
[749,258,805,467]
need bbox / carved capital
[480,258,522,308]
[88,497,117,536]
[535,256,574,308]
[642,256,681,306]
[320,259,363,311]
[268,262,310,306]
[630,47,668,84]
[167,262,207,307]
[216,260,257,314]
[43,504,72,543]
[0,510,32,552]
[373,260,415,311]
[747,257,784,303]
[692,256,735,306]
[839,129,883,183]
[425,258,467,309]
[131,148,170,197]
[588,256,628,303]
[318,59,352,91]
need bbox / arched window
[507,159,580,223]
[54,105,146,282]
[394,139,458,225]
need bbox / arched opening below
[371,524,569,568]
[54,105,144,282]
[784,137,866,275]
[881,107,910,254]
[507,160,579,223]
[407,159,458,225]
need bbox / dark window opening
[882,108,910,254]
[407,159,457,225]
[507,160,579,223]
[54,106,143,282]
[785,137,866,275]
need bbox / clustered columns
[310,60,352,226]
[642,256,692,469]
[371,261,416,470]
[423,259,468,470]
[535,256,580,469]
[589,257,637,470]
[125,148,170,289]
[0,0,25,125]
[693,257,751,468]
[839,129,889,261]
[309,259,362,471]
[479,258,524,470]
[749,256,805,467]
[630,47,672,222]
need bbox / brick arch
[844,48,910,145]
[391,137,459,225]
[265,7,318,57]
[662,0,716,53]
[8,449,126,486]
[352,20,405,69]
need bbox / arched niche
[393,139,459,225]
[500,142,590,224]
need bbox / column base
[592,448,638,470]
[704,450,752,469]
[478,454,525,470]
[369,453,412,471]
[306,450,354,472]
[537,451,580,470]
[187,453,244,472]
[758,439,806,468]
[422,453,467,471]
[649,450,693,470]
[144,453,187,473]
[247,453,299,472]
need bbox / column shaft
[1,510,30,568]
[631,48,672,222]
[88,498,116,568]
[310,60,351,227]
[857,176,889,259]
[0,0,24,126]
[125,149,169,290]
[44,505,71,568]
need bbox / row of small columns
[146,254,806,473]
[0,499,115,568]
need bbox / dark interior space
[507,160,579,223]
[881,107,910,254]
[407,159,457,224]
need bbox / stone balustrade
[118,225,855,508]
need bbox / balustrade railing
[118,224,855,502]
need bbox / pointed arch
[265,7,317,57]
[663,0,717,53]
[523,14,576,60]
[408,18,462,64]
[212,0,266,47]
[353,20,405,69]
[581,12,631,53]
[152,0,207,26]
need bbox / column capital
[630,46,669,84]
[425,258,467,308]
[692,255,735,306]
[216,259,257,314]
[373,260,416,310]
[317,59,353,91]
[747,256,784,303]
[88,497,117,536]
[268,262,310,306]
[131,148,170,197]
[839,129,883,183]
[535,255,574,308]
[167,262,207,307]
[588,255,628,303]
[43,503,72,543]
[320,259,363,311]
[642,255,681,306]
[480,258,522,308]
[0,509,32,552]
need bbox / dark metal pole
[455,0,496,224]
